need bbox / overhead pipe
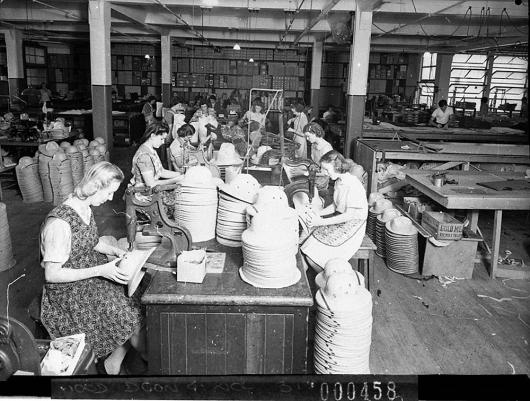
[293,0,341,45]
[375,0,468,38]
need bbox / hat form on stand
[314,273,373,374]
[16,157,44,203]
[385,216,419,275]
[0,202,16,271]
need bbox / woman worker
[142,96,157,126]
[130,122,183,188]
[169,124,195,173]
[288,103,309,159]
[40,162,145,375]
[304,121,333,164]
[300,150,367,273]
[239,99,267,129]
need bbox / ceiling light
[233,43,241,50]
[249,58,254,63]
[144,54,151,59]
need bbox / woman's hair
[303,121,325,138]
[74,161,124,200]
[147,95,157,103]
[438,99,448,108]
[293,103,305,113]
[139,121,169,145]
[177,124,195,138]
[252,100,264,112]
[198,100,209,108]
[320,150,355,174]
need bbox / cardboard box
[421,211,464,241]
[177,250,206,283]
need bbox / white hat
[368,192,384,207]
[386,216,418,236]
[253,186,288,212]
[94,137,106,145]
[320,272,361,310]
[181,165,219,188]
[316,258,357,288]
[369,198,393,214]
[220,173,260,203]
[213,143,243,166]
[377,208,401,223]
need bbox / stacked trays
[49,152,74,205]
[175,166,220,242]
[15,157,44,203]
[385,216,419,275]
[65,146,84,186]
[240,186,300,289]
[38,142,60,203]
[216,174,261,247]
[0,202,16,271]
[314,273,372,374]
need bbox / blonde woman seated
[299,150,368,273]
[40,162,146,375]
[130,122,183,189]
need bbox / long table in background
[354,138,530,194]
[405,170,530,279]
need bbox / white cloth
[431,107,453,125]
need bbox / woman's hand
[99,258,129,285]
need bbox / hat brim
[315,272,326,288]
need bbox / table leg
[490,210,502,279]
[468,211,479,232]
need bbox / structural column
[433,54,452,105]
[161,34,173,107]
[310,40,323,114]
[345,7,372,158]
[4,29,24,104]
[88,0,113,148]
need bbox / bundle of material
[15,156,44,203]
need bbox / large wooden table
[405,170,530,279]
[141,239,313,375]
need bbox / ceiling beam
[111,4,165,35]
[293,0,342,45]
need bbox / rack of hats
[16,137,109,204]
[367,192,420,276]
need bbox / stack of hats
[88,138,107,163]
[175,166,221,242]
[368,198,392,256]
[48,119,69,140]
[38,142,61,202]
[239,186,300,289]
[0,202,16,272]
[366,192,385,241]
[315,258,365,289]
[65,145,84,186]
[216,174,261,247]
[375,208,401,259]
[385,216,419,275]
[212,143,243,181]
[15,156,44,203]
[314,266,372,374]
[49,151,74,205]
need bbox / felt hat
[321,272,361,310]
[219,173,260,204]
[213,143,243,166]
[18,156,35,167]
[253,186,288,212]
[89,140,99,149]
[315,258,365,289]
[369,198,393,214]
[181,165,219,188]
[65,146,79,154]
[368,192,384,207]
[385,216,418,236]
[59,141,72,150]
[94,137,106,145]
[377,208,401,223]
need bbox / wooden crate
[421,211,464,241]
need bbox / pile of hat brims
[0,202,16,271]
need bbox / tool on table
[432,172,447,187]
[125,184,192,268]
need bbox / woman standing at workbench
[300,150,367,273]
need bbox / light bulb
[249,58,254,63]
[144,54,150,59]
[233,43,241,50]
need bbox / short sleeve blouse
[333,173,368,220]
[131,143,163,187]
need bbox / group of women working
[38,101,367,376]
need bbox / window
[25,46,46,65]
[449,54,487,110]
[26,68,47,87]
[490,56,528,111]
[418,52,437,106]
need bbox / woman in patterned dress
[300,150,368,273]
[40,162,146,375]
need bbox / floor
[0,146,529,375]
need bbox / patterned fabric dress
[40,205,143,358]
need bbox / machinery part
[283,158,320,202]
[125,185,192,268]
[0,316,41,379]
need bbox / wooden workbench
[354,138,530,193]
[142,239,313,375]
[405,170,530,279]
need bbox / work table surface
[142,239,313,307]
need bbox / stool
[350,235,377,292]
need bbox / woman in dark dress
[40,162,145,375]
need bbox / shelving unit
[368,53,409,97]
[172,46,307,102]
[47,52,90,96]
[111,44,161,99]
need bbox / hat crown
[183,165,214,185]
[223,173,260,202]
[372,198,392,213]
[323,258,354,280]
[254,186,288,210]
[323,272,359,301]
[379,208,401,222]
[388,215,418,235]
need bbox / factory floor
[0,146,529,376]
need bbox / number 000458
[320,381,398,401]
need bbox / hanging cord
[466,6,472,37]
[485,7,491,38]
[498,9,504,40]
[476,7,485,38]
[501,8,527,35]
[5,274,26,333]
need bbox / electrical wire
[501,8,527,35]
